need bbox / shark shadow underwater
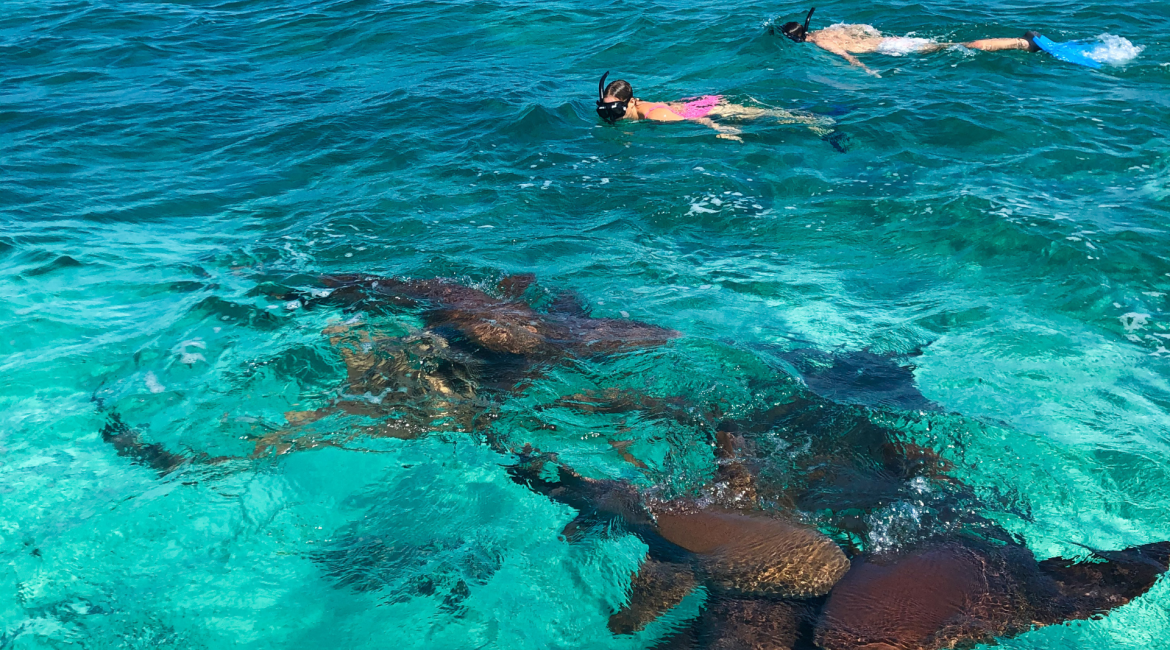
[503,356,1170,650]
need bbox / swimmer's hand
[714,124,743,142]
[831,49,883,78]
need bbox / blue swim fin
[1028,32,1102,69]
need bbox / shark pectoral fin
[696,596,809,650]
[1037,541,1170,621]
[314,274,420,313]
[608,560,698,634]
[550,289,590,316]
[560,511,615,542]
[496,273,537,299]
[712,428,758,504]
[247,281,301,301]
[609,438,650,470]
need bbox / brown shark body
[316,273,679,359]
[816,539,1170,650]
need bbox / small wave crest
[1085,34,1143,65]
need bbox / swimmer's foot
[822,130,851,154]
[1023,31,1042,53]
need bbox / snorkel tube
[595,71,629,124]
[779,7,816,43]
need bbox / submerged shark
[775,346,940,413]
[100,273,679,467]
[245,273,681,453]
[507,438,1169,650]
[309,273,679,359]
[96,274,1170,649]
[506,356,1170,650]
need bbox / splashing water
[1086,34,1144,65]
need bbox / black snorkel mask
[780,7,816,43]
[595,71,628,124]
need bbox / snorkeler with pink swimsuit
[594,72,835,143]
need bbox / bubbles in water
[910,476,931,494]
[866,501,923,553]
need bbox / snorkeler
[777,8,1039,77]
[594,72,836,143]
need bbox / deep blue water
[2,0,1170,648]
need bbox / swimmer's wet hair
[603,79,633,101]
[780,7,816,43]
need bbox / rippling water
[3,0,1170,647]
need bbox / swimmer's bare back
[805,24,1035,76]
[806,24,889,76]
[629,98,744,141]
[807,24,887,54]
[632,99,685,121]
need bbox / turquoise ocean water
[3,0,1170,647]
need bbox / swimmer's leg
[707,105,772,121]
[964,37,1035,52]
[709,104,837,138]
[905,40,958,54]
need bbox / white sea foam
[179,351,206,364]
[686,191,768,217]
[1120,312,1150,332]
[877,36,935,56]
[174,339,207,365]
[144,371,165,394]
[1085,34,1143,65]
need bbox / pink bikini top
[676,95,722,119]
[640,95,723,120]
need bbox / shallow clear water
[3,0,1170,647]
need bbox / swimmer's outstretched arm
[823,46,881,77]
[693,117,743,142]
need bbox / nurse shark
[95,274,1170,649]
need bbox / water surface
[3,0,1170,647]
